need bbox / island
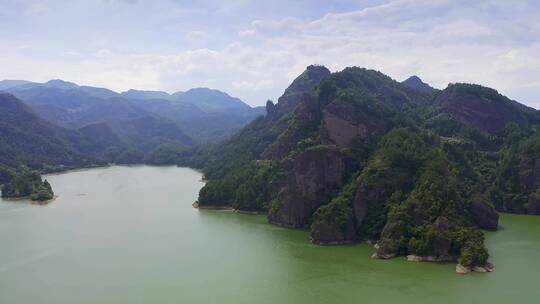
[1,171,55,203]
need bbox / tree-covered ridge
[190,65,539,272]
[1,171,54,202]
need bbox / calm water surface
[1,166,539,304]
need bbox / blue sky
[1,0,539,108]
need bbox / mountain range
[182,64,540,272]
[0,79,264,145]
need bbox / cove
[0,165,539,304]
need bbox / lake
[1,165,539,304]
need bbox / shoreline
[192,201,265,214]
[33,195,59,205]
[43,164,111,176]
[1,194,58,205]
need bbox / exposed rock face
[276,65,331,115]
[321,111,366,146]
[311,212,356,245]
[435,84,529,134]
[470,195,499,230]
[265,100,276,118]
[320,100,388,147]
[268,147,353,228]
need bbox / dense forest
[177,65,539,272]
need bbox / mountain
[402,75,435,93]
[2,80,264,143]
[175,88,251,113]
[120,89,172,100]
[0,91,195,170]
[434,83,532,134]
[0,80,34,90]
[79,86,119,99]
[0,93,96,169]
[44,79,79,90]
[3,85,150,128]
[106,115,194,152]
[183,65,539,273]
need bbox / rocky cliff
[193,65,540,271]
[268,146,353,228]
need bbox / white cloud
[1,0,539,108]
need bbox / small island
[1,171,55,203]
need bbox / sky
[1,0,539,108]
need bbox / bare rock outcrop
[268,146,353,228]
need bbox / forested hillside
[184,65,539,272]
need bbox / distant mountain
[44,79,78,90]
[1,80,265,143]
[0,80,34,90]
[0,92,194,171]
[175,88,252,113]
[4,86,149,129]
[402,75,435,93]
[120,89,172,101]
[106,115,194,152]
[79,86,119,99]
[0,93,94,169]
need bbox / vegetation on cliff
[184,65,539,269]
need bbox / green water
[1,166,539,304]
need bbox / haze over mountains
[0,79,265,146]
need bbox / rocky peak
[402,75,435,93]
[276,65,331,115]
[265,100,276,117]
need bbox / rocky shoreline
[193,201,495,275]
[455,263,494,274]
[2,194,58,205]
[192,201,233,210]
